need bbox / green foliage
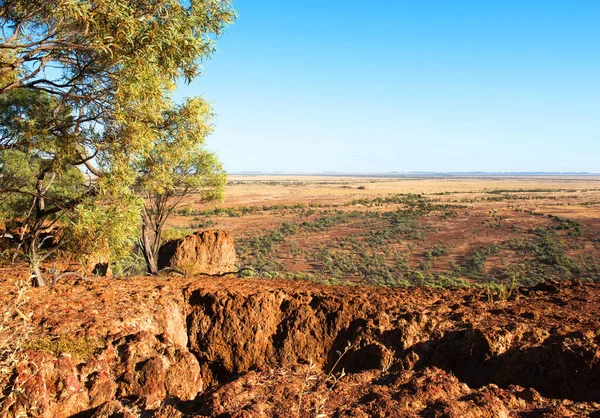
[223,192,600,289]
[419,273,471,289]
[68,193,142,265]
[161,227,197,242]
[193,219,217,229]
[134,98,226,199]
[462,243,502,277]
[0,150,86,220]
[236,222,299,274]
[1,0,236,160]
[518,228,581,277]
[482,277,518,302]
[235,196,469,287]
[1,1,236,279]
[0,92,141,267]
[180,203,320,218]
[299,212,351,232]
[134,98,227,274]
[111,249,147,277]
[548,215,584,236]
[0,118,141,280]
[424,243,453,259]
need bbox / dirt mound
[2,276,600,417]
[157,230,236,276]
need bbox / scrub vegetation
[176,177,600,290]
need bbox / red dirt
[2,274,600,417]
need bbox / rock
[9,353,51,416]
[114,332,202,402]
[165,350,203,399]
[515,387,543,403]
[91,262,112,277]
[152,405,184,418]
[136,356,168,405]
[89,400,138,418]
[86,369,118,409]
[157,230,236,276]
[7,352,90,418]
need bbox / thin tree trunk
[27,238,45,287]
[31,262,45,287]
[141,223,159,274]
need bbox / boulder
[157,230,236,276]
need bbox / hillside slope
[1,275,599,417]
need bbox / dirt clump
[157,230,236,276]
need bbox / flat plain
[167,175,600,288]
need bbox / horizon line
[229,171,599,177]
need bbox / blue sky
[175,1,600,173]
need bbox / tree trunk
[27,173,49,287]
[31,262,45,287]
[27,239,45,287]
[141,223,159,274]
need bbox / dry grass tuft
[0,280,34,416]
[24,335,106,360]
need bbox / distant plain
[169,175,600,288]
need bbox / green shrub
[161,226,196,242]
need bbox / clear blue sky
[175,1,600,173]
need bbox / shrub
[161,227,196,242]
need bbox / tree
[0,149,86,286]
[134,98,226,274]
[0,0,235,158]
[1,0,235,197]
[0,1,236,284]
[0,89,88,286]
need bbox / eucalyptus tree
[134,97,226,274]
[1,0,235,165]
[0,0,236,284]
[0,89,90,286]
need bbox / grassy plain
[168,175,600,289]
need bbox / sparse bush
[193,219,217,229]
[161,227,197,242]
[424,273,471,289]
[424,243,453,259]
[462,243,502,278]
[111,250,148,277]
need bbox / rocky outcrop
[2,277,600,417]
[5,334,202,417]
[157,230,236,276]
[185,280,600,402]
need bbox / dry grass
[0,280,33,417]
[24,335,106,361]
[169,175,600,235]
